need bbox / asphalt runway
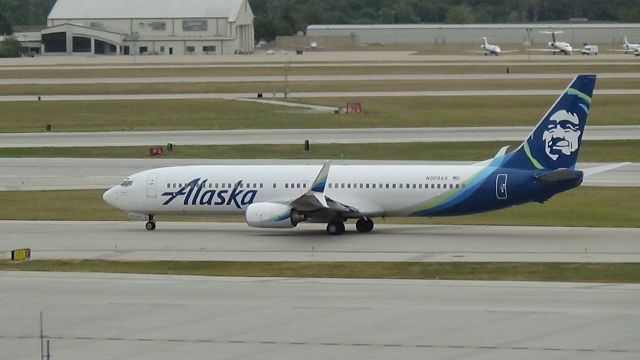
[1,272,638,360]
[2,61,639,71]
[2,221,639,262]
[2,126,639,148]
[0,51,636,66]
[2,72,640,85]
[0,158,636,191]
[2,88,640,102]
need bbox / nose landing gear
[145,215,156,231]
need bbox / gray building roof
[49,0,246,21]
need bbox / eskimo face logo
[542,110,581,160]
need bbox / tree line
[253,0,640,40]
[2,0,640,40]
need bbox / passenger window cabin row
[165,182,464,191]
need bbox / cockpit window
[120,179,134,187]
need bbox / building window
[160,46,165,53]
[183,20,208,31]
[150,22,167,31]
[186,46,195,55]
[139,46,148,54]
[42,32,67,53]
[72,36,91,53]
[203,46,216,54]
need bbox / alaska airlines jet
[104,75,601,235]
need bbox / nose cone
[103,186,120,208]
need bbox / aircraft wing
[287,160,363,216]
[527,48,561,52]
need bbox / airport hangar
[306,23,640,46]
[22,0,255,56]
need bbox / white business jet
[529,31,572,55]
[472,36,518,56]
[104,75,620,235]
[609,36,640,55]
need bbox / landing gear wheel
[145,215,156,231]
[326,220,345,235]
[145,221,156,231]
[356,217,374,233]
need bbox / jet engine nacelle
[246,202,305,228]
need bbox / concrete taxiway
[2,221,639,262]
[0,158,636,191]
[2,72,640,85]
[2,126,640,148]
[1,272,639,360]
[2,88,640,102]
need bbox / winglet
[311,160,331,193]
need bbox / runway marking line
[1,335,635,353]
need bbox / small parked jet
[104,75,618,235]
[609,36,640,55]
[622,36,640,52]
[472,36,518,56]
[529,31,573,55]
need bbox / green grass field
[1,140,639,162]
[1,95,639,133]
[1,78,639,96]
[1,63,639,79]
[1,260,639,283]
[0,187,638,227]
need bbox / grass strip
[2,95,638,133]
[2,63,640,79]
[0,140,639,162]
[2,78,640,96]
[0,187,638,227]
[1,260,639,283]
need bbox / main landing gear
[326,217,375,235]
[356,217,374,233]
[326,219,345,235]
[145,215,156,231]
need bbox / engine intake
[246,202,305,228]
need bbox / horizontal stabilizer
[535,168,582,182]
[495,146,510,158]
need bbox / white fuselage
[104,164,482,218]
[549,41,572,54]
[482,43,501,55]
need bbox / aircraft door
[496,174,508,200]
[146,173,159,198]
